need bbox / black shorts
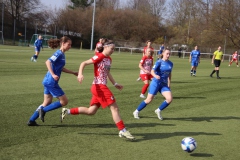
[214,59,221,67]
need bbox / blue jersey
[190,50,200,62]
[42,50,66,86]
[159,46,164,54]
[152,59,173,84]
[34,39,43,48]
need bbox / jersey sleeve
[91,54,105,64]
[48,51,62,63]
[140,56,146,64]
[152,60,161,71]
[34,40,37,46]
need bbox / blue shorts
[148,81,171,95]
[35,47,41,52]
[43,84,65,98]
[191,61,199,67]
[157,51,163,55]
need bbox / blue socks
[29,111,39,122]
[29,105,43,122]
[159,100,169,111]
[33,55,38,59]
[29,101,62,122]
[136,101,147,111]
[43,101,62,112]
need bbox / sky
[40,0,128,9]
[40,0,68,9]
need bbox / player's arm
[108,72,123,90]
[62,68,78,76]
[168,73,172,88]
[198,53,201,63]
[189,53,192,62]
[211,53,216,64]
[78,59,94,84]
[46,60,59,81]
[151,69,160,79]
[151,61,160,79]
[139,60,150,74]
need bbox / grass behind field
[0,45,240,160]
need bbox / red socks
[116,120,125,130]
[141,84,149,94]
[70,108,79,115]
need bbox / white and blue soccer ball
[181,137,197,153]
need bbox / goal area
[29,34,57,48]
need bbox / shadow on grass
[46,122,175,129]
[171,81,196,83]
[76,131,221,142]
[173,96,206,99]
[134,131,221,141]
[190,153,214,157]
[203,76,239,79]
[165,116,240,122]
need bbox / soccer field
[0,45,240,160]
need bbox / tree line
[1,0,240,52]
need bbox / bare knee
[87,110,96,115]
[166,97,173,104]
[87,105,98,115]
[60,99,68,106]
[145,95,154,104]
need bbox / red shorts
[232,58,237,61]
[140,74,153,81]
[90,84,116,108]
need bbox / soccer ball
[181,137,197,153]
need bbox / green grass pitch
[0,45,240,160]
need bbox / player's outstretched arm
[78,59,93,84]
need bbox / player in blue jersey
[189,46,201,76]
[133,49,173,120]
[31,35,43,62]
[157,44,164,60]
[27,36,78,126]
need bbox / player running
[31,35,43,62]
[139,48,154,98]
[189,45,201,76]
[137,40,154,81]
[27,36,78,126]
[228,51,239,67]
[133,49,173,120]
[60,40,135,140]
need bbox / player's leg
[39,85,66,122]
[190,62,194,76]
[155,88,172,120]
[133,82,157,119]
[229,59,233,66]
[193,63,198,76]
[31,47,40,62]
[140,75,150,98]
[109,102,135,140]
[210,60,217,77]
[235,59,239,67]
[27,88,53,126]
[61,104,99,122]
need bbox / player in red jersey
[60,40,135,140]
[137,40,154,81]
[95,38,104,55]
[228,51,239,67]
[142,40,154,56]
[139,48,154,98]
